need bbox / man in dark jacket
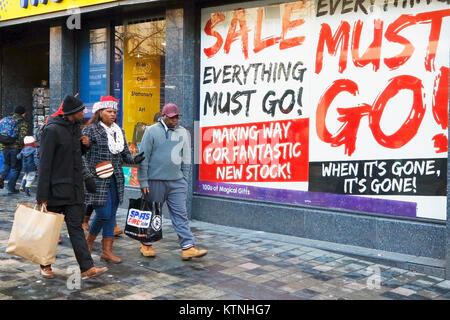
[0,105,28,193]
[36,95,108,280]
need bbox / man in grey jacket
[137,103,207,260]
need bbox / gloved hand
[134,152,145,164]
[85,177,97,193]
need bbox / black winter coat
[36,116,87,206]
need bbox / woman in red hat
[82,96,144,263]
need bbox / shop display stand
[32,82,50,135]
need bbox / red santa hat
[92,96,118,114]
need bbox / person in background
[36,95,108,279]
[137,103,207,261]
[0,105,28,194]
[17,136,39,196]
[83,96,145,264]
[153,111,161,123]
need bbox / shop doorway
[0,23,49,133]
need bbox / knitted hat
[24,136,35,145]
[62,95,85,116]
[162,103,181,118]
[92,96,118,114]
[14,105,26,114]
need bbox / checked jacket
[82,122,138,206]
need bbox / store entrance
[0,23,49,135]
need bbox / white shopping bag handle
[34,204,48,213]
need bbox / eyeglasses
[167,115,180,119]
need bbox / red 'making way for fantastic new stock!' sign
[199,118,309,183]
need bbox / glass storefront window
[77,18,165,187]
[78,27,108,117]
[114,19,166,187]
[114,19,166,156]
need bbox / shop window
[114,19,166,156]
[78,27,108,117]
[114,19,165,187]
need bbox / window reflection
[114,19,166,157]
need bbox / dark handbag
[124,196,162,242]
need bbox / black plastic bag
[124,196,162,242]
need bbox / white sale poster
[198,0,450,220]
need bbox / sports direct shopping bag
[124,197,162,242]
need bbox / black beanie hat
[14,105,26,114]
[62,95,85,116]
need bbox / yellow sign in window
[120,20,165,147]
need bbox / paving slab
[0,188,448,300]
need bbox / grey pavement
[1,187,450,301]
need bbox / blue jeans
[0,149,21,192]
[141,178,194,249]
[89,177,119,238]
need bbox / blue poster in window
[113,58,123,127]
[79,28,107,118]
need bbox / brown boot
[82,215,91,231]
[85,233,97,253]
[113,222,123,236]
[100,237,122,263]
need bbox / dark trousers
[47,204,94,273]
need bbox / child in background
[17,136,39,196]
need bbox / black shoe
[0,179,4,189]
[7,189,19,194]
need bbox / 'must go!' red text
[203,4,450,157]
